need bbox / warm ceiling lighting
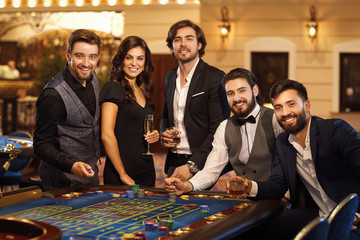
[108,0,116,6]
[43,0,51,7]
[75,0,83,6]
[28,0,36,7]
[125,0,133,5]
[59,0,67,7]
[177,0,185,4]
[142,0,150,4]
[12,0,21,8]
[92,0,99,6]
[159,0,167,4]
[0,0,6,7]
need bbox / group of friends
[32,20,360,240]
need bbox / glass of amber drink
[166,127,181,147]
[229,177,246,197]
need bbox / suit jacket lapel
[168,69,177,125]
[185,59,204,111]
[310,116,318,165]
[283,137,298,205]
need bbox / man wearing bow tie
[165,68,283,193]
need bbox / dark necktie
[236,115,256,126]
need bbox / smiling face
[66,41,99,84]
[172,26,201,64]
[272,89,310,135]
[122,46,146,81]
[225,78,258,118]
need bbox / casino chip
[168,192,176,202]
[132,184,139,196]
[125,190,135,198]
[123,233,135,239]
[164,219,174,231]
[134,232,148,240]
[180,195,189,200]
[144,191,153,196]
[137,189,145,198]
[159,226,168,231]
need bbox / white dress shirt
[189,104,283,190]
[172,57,200,155]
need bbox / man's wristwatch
[186,161,199,175]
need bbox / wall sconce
[306,5,318,40]
[219,6,230,40]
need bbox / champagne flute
[143,114,154,156]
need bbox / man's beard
[175,49,198,64]
[279,108,307,135]
[233,94,256,118]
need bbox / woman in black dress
[100,36,159,186]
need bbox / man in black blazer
[233,79,360,239]
[160,20,229,180]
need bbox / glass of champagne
[143,114,154,156]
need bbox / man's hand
[170,165,193,181]
[160,129,178,148]
[164,178,193,196]
[71,162,95,178]
[226,175,252,195]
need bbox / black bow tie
[236,115,256,126]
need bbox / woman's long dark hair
[110,36,154,107]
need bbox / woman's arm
[101,102,135,185]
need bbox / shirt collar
[176,57,200,84]
[239,104,261,120]
[289,117,312,148]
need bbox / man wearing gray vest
[165,68,283,193]
[34,29,101,191]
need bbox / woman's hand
[120,173,136,186]
[145,130,159,144]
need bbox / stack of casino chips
[164,219,174,231]
[132,184,139,196]
[200,205,210,214]
[137,189,145,198]
[168,192,176,202]
[125,190,135,198]
[134,232,148,240]
[144,220,159,231]
[123,232,148,240]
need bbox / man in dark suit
[160,20,229,180]
[233,79,360,239]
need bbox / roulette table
[0,185,284,240]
